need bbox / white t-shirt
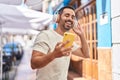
[33,29,79,80]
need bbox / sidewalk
[14,47,36,80]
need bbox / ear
[53,14,59,23]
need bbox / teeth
[66,22,71,25]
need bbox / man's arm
[79,32,89,58]
[31,41,73,69]
[31,50,55,69]
[72,23,89,58]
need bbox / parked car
[2,54,12,72]
[2,47,13,72]
[3,42,24,60]
[2,42,24,73]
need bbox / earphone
[52,10,59,23]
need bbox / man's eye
[65,14,69,17]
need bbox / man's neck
[55,27,64,36]
[55,24,71,36]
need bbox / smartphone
[63,32,75,48]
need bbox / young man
[31,6,89,80]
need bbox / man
[31,6,89,80]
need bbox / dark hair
[58,6,75,14]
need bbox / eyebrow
[64,12,75,16]
[64,13,75,18]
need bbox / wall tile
[111,0,120,18]
[112,73,120,80]
[112,17,120,43]
[112,44,120,74]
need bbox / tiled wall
[112,17,120,43]
[112,44,120,80]
[111,0,120,79]
[111,0,120,18]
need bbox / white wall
[111,0,120,18]
[111,0,120,80]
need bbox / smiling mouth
[66,21,72,26]
[66,21,72,24]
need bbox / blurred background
[0,0,120,80]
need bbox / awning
[0,4,53,34]
[0,0,22,5]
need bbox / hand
[52,41,73,58]
[73,23,84,36]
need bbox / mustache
[65,20,73,24]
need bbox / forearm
[31,52,55,69]
[72,23,89,58]
[79,34,89,58]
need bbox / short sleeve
[33,32,50,54]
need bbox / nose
[69,16,73,20]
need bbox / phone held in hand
[63,32,75,48]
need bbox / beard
[63,26,71,31]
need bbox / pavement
[2,47,36,80]
[14,47,36,80]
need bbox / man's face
[59,8,76,31]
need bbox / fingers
[61,46,72,56]
[56,40,70,48]
[77,23,82,30]
[56,42,62,47]
[72,23,79,32]
[56,42,63,48]
[61,40,70,47]
[55,42,73,57]
[63,52,71,56]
